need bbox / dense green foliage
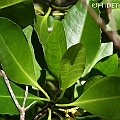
[0,0,120,120]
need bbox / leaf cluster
[0,0,120,120]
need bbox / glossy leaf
[83,75,103,92]
[62,1,101,65]
[34,8,51,47]
[60,43,86,90]
[94,54,118,76]
[0,0,34,28]
[56,76,120,119]
[45,20,67,78]
[0,17,40,88]
[0,77,46,115]
[0,0,31,8]
[82,42,113,77]
[23,25,41,81]
[71,76,120,119]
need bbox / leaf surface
[60,43,86,90]
[23,26,41,81]
[0,0,31,8]
[83,75,103,92]
[100,0,120,30]
[114,66,120,76]
[0,77,45,115]
[94,54,118,76]
[45,20,67,78]
[0,17,40,89]
[111,9,120,30]
[72,76,120,119]
[82,42,113,76]
[62,1,101,65]
[34,8,51,47]
[0,0,34,28]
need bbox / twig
[106,0,120,51]
[20,86,29,120]
[25,101,37,111]
[81,0,120,52]
[106,0,117,32]
[0,70,36,120]
[22,86,28,108]
[31,104,49,120]
[1,70,21,110]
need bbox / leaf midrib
[0,0,28,9]
[82,43,112,76]
[0,34,36,86]
[75,95,120,105]
[62,44,82,89]
[78,3,89,43]
[0,95,40,100]
[40,8,51,46]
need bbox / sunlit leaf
[72,76,120,119]
[62,0,101,65]
[82,42,113,77]
[57,76,120,119]
[23,25,41,81]
[60,43,86,90]
[83,75,103,92]
[0,17,40,89]
[45,20,67,78]
[94,54,118,76]
[34,8,51,47]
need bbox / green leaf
[72,76,120,119]
[56,76,120,119]
[82,42,113,77]
[100,0,120,30]
[114,65,120,77]
[94,54,118,76]
[34,8,51,47]
[45,20,67,78]
[23,25,41,81]
[0,76,46,115]
[0,17,39,88]
[62,1,101,65]
[83,75,103,92]
[0,0,31,8]
[60,43,86,90]
[107,9,120,30]
[74,80,84,99]
[112,9,120,30]
[0,0,34,28]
